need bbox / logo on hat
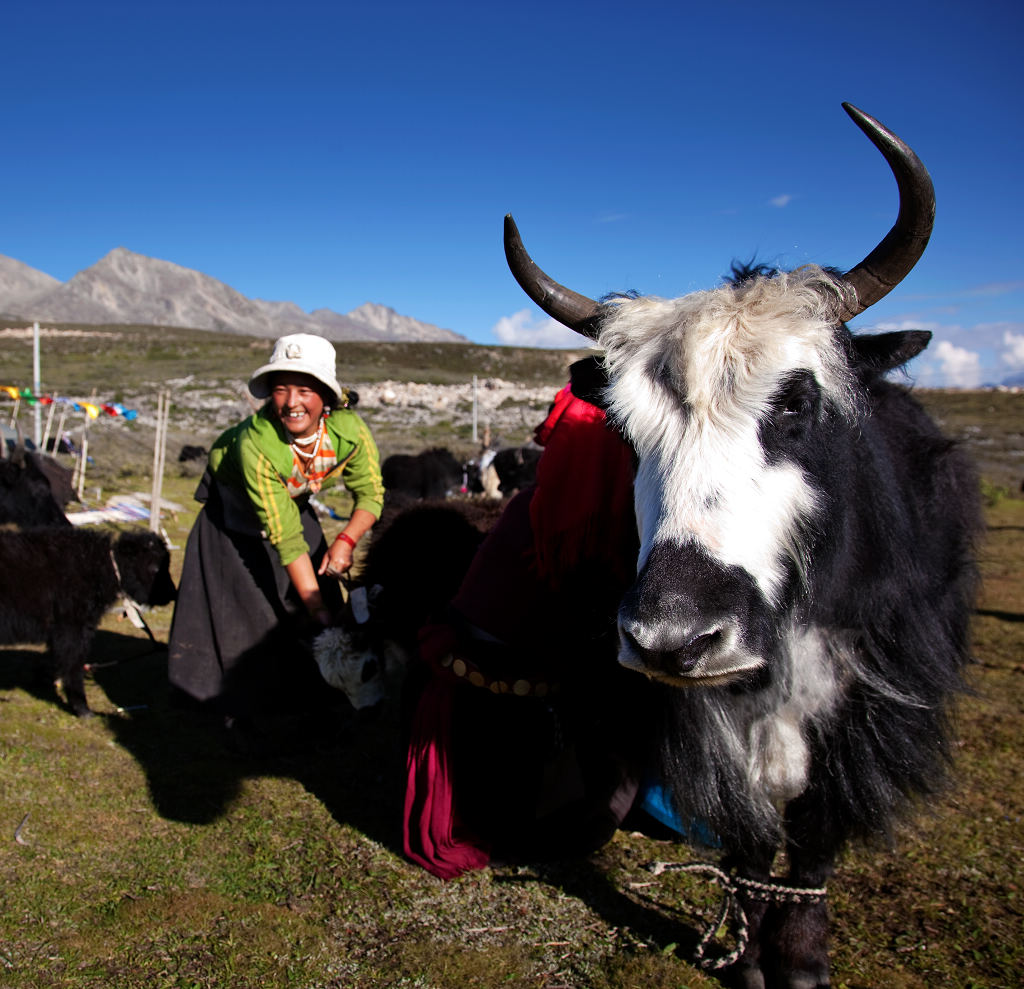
[285,342,302,359]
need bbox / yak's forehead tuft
[598,266,857,435]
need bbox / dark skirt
[167,473,342,723]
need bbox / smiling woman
[166,333,385,752]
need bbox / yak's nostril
[674,629,723,673]
[621,619,724,676]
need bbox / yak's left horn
[504,214,603,340]
[839,103,935,320]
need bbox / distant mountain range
[0,249,467,344]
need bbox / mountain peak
[0,249,469,344]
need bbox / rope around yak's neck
[645,860,828,970]
[107,545,155,643]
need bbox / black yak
[485,445,542,497]
[381,447,466,505]
[450,103,977,987]
[0,528,176,716]
[0,444,72,527]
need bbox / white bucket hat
[248,333,344,405]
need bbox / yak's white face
[600,267,857,686]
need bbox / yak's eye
[760,372,821,457]
[776,372,819,420]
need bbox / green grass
[0,320,590,391]
[2,504,1021,988]
[1,337,1022,987]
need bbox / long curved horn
[839,103,935,320]
[504,215,603,339]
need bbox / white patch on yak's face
[628,406,817,607]
[601,268,856,672]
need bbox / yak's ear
[569,355,610,408]
[852,330,932,374]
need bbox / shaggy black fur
[0,448,72,527]
[632,327,982,987]
[0,528,176,716]
[381,447,466,505]
[489,445,542,495]
[362,499,504,652]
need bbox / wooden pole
[53,404,69,457]
[42,398,57,453]
[76,413,91,501]
[149,391,168,532]
[472,374,478,444]
[76,390,98,502]
[32,321,41,448]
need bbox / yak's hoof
[726,964,766,989]
[781,974,829,989]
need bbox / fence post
[32,322,41,448]
[76,414,91,501]
[472,374,478,444]
[42,398,57,454]
[149,391,169,533]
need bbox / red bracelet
[335,532,357,549]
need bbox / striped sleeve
[338,413,385,518]
[238,432,309,566]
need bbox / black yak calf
[0,528,176,716]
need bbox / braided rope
[646,860,828,970]
[108,545,156,643]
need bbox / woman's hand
[284,554,332,626]
[318,508,376,579]
[321,537,354,577]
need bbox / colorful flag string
[1,386,138,420]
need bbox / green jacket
[208,405,384,566]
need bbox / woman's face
[269,373,327,439]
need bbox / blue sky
[3,0,1022,387]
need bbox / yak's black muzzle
[618,542,769,682]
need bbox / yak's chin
[616,650,765,688]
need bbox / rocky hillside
[0,254,60,305]
[0,250,465,344]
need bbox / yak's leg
[48,625,95,717]
[759,797,840,989]
[722,844,778,989]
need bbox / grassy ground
[0,320,590,391]
[1,494,1019,988]
[1,342,1021,987]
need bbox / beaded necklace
[290,417,324,465]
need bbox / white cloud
[865,317,1024,384]
[929,340,983,388]
[491,309,594,349]
[769,194,794,208]
[1000,330,1024,370]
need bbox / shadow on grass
[75,629,409,858]
[504,855,708,961]
[976,607,1024,623]
[2,631,731,980]
[0,628,168,716]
